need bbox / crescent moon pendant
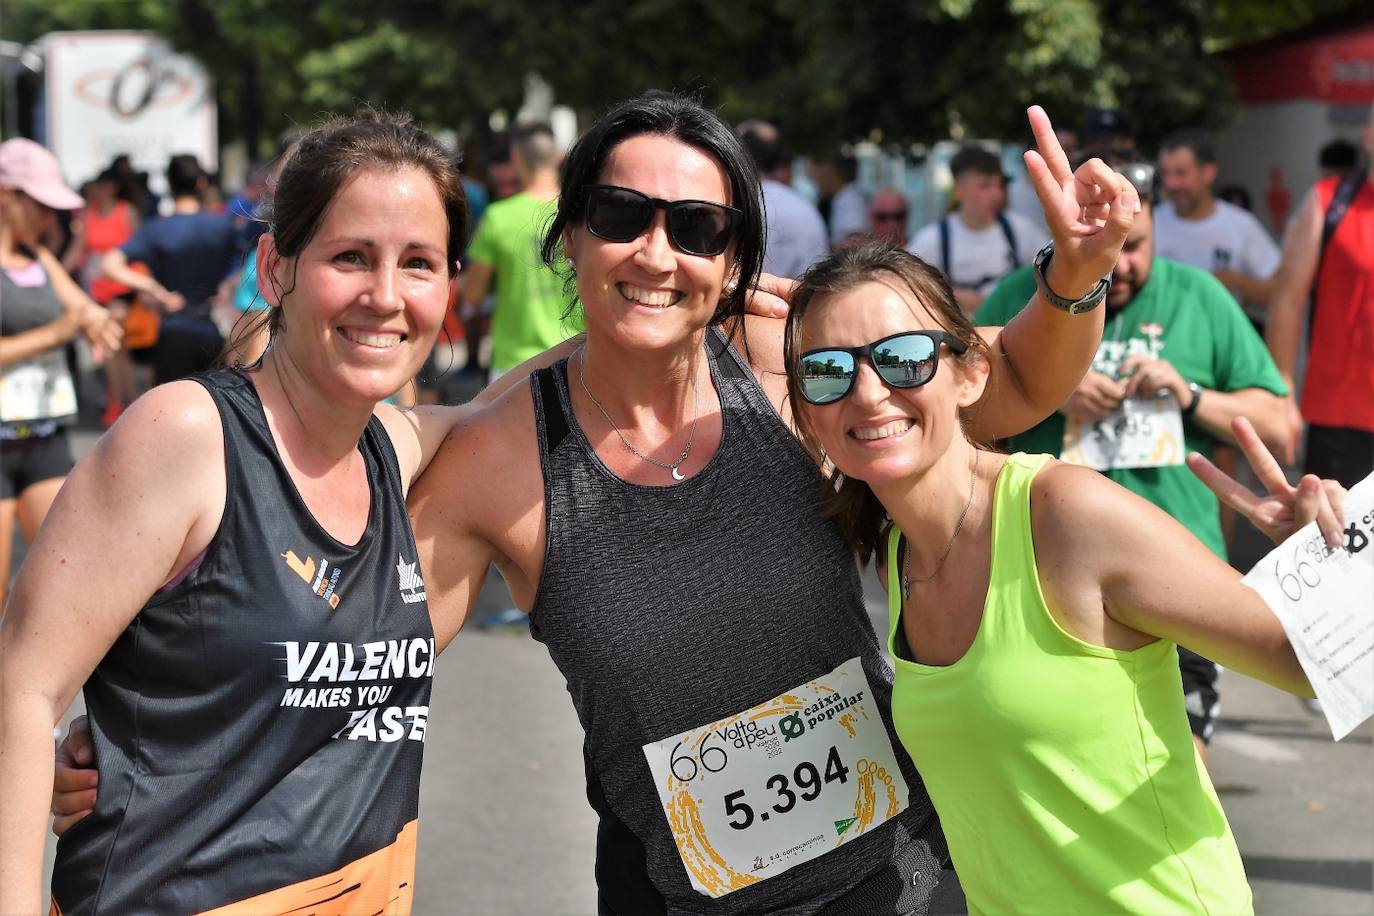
[672,466,685,481]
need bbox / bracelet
[1031,243,1111,315]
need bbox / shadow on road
[1243,855,1374,892]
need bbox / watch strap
[1031,243,1111,315]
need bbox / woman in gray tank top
[0,139,122,611]
[404,93,1133,914]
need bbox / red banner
[1229,24,1374,104]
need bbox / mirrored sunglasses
[797,331,966,405]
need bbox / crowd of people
[0,89,1368,916]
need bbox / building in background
[1216,15,1374,237]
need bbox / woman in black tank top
[0,111,472,915]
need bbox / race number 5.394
[724,745,850,829]
[643,657,909,898]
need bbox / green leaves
[4,0,1357,154]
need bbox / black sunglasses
[797,331,967,405]
[583,184,742,256]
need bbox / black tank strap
[708,326,750,381]
[532,364,571,454]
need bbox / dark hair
[736,119,788,175]
[1319,138,1359,172]
[166,154,206,197]
[512,121,558,172]
[1159,129,1216,166]
[949,145,1003,180]
[539,90,765,331]
[225,107,467,366]
[782,243,992,563]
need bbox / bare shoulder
[1030,460,1135,546]
[1029,459,1178,570]
[104,380,223,468]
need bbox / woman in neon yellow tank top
[781,241,1348,914]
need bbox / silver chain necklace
[902,448,980,600]
[577,347,700,481]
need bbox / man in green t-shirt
[976,194,1288,759]
[462,122,582,380]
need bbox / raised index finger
[1028,105,1072,186]
[1231,416,1290,495]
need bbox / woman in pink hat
[0,138,122,607]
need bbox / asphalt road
[20,424,1374,915]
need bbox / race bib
[642,657,909,898]
[1243,473,1374,741]
[1060,392,1185,471]
[0,350,77,423]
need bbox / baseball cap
[1080,108,1134,145]
[0,138,84,210]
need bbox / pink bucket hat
[0,138,84,210]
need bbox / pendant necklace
[902,448,980,600]
[577,346,700,481]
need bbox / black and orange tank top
[51,369,434,915]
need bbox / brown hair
[225,106,467,366]
[783,242,992,563]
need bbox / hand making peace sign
[1023,105,1141,298]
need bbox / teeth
[851,419,914,441]
[340,329,403,348]
[619,283,680,307]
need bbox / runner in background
[461,121,581,384]
[59,167,141,426]
[977,175,1290,763]
[98,155,241,384]
[0,139,122,608]
[1266,105,1374,489]
[908,145,1049,316]
[738,118,830,278]
[1155,129,1281,334]
[782,242,1345,915]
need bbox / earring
[565,257,576,271]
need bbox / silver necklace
[902,448,980,600]
[577,347,700,481]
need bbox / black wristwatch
[1182,382,1202,416]
[1031,243,1112,315]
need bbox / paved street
[21,424,1374,914]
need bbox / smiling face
[260,166,453,407]
[796,278,988,486]
[563,133,734,352]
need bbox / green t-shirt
[976,259,1287,559]
[466,192,582,371]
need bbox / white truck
[12,30,217,189]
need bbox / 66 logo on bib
[642,657,909,898]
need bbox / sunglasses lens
[587,187,651,242]
[873,334,939,388]
[799,350,857,404]
[669,203,735,255]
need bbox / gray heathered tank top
[529,328,946,916]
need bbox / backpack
[938,213,1019,290]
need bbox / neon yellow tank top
[886,452,1252,915]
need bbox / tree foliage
[2,0,1361,155]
